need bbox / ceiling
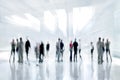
[0,0,109,17]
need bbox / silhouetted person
[39,42,44,63]
[46,41,50,55]
[73,39,78,62]
[90,42,94,60]
[78,39,82,60]
[56,38,61,62]
[34,43,39,62]
[25,38,31,63]
[9,39,16,63]
[105,39,112,62]
[16,39,19,61]
[18,37,24,63]
[69,41,73,62]
[60,40,64,62]
[101,38,105,62]
[97,37,103,64]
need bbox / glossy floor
[0,52,120,80]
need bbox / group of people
[9,37,112,64]
[56,38,65,62]
[9,37,31,63]
[69,39,82,62]
[10,37,50,64]
[34,41,50,63]
[97,37,112,64]
[68,37,112,64]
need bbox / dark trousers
[74,50,77,62]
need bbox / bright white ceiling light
[56,9,67,36]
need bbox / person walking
[9,39,16,63]
[105,39,112,62]
[25,38,31,63]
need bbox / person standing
[73,39,78,62]
[34,43,39,63]
[78,39,82,60]
[101,38,105,62]
[97,37,103,64]
[60,40,64,62]
[16,39,19,62]
[105,39,112,62]
[39,42,44,63]
[90,42,94,60]
[25,38,31,63]
[46,41,50,55]
[69,41,73,62]
[18,37,24,63]
[56,38,61,62]
[9,39,16,63]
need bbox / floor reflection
[0,54,114,80]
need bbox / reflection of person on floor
[46,41,50,55]
[78,39,82,60]
[105,63,111,80]
[97,64,105,80]
[97,37,103,64]
[25,38,31,63]
[60,40,64,62]
[56,38,61,62]
[69,41,73,62]
[105,39,112,62]
[39,42,44,63]
[90,42,94,60]
[73,39,78,62]
[18,37,24,63]
[9,39,16,63]
[10,63,16,80]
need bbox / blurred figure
[16,39,19,62]
[56,38,61,62]
[97,37,103,64]
[73,38,78,62]
[39,42,44,63]
[9,39,16,63]
[60,39,64,62]
[105,39,112,62]
[25,38,31,63]
[18,37,24,63]
[90,42,94,60]
[78,39,82,60]
[34,43,39,64]
[69,41,73,62]
[46,41,50,55]
[101,38,105,62]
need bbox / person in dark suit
[73,39,78,62]
[60,40,64,62]
[46,41,50,55]
[39,41,44,63]
[25,38,31,63]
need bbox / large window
[56,9,67,36]
[44,11,56,32]
[5,13,40,31]
[73,7,94,35]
